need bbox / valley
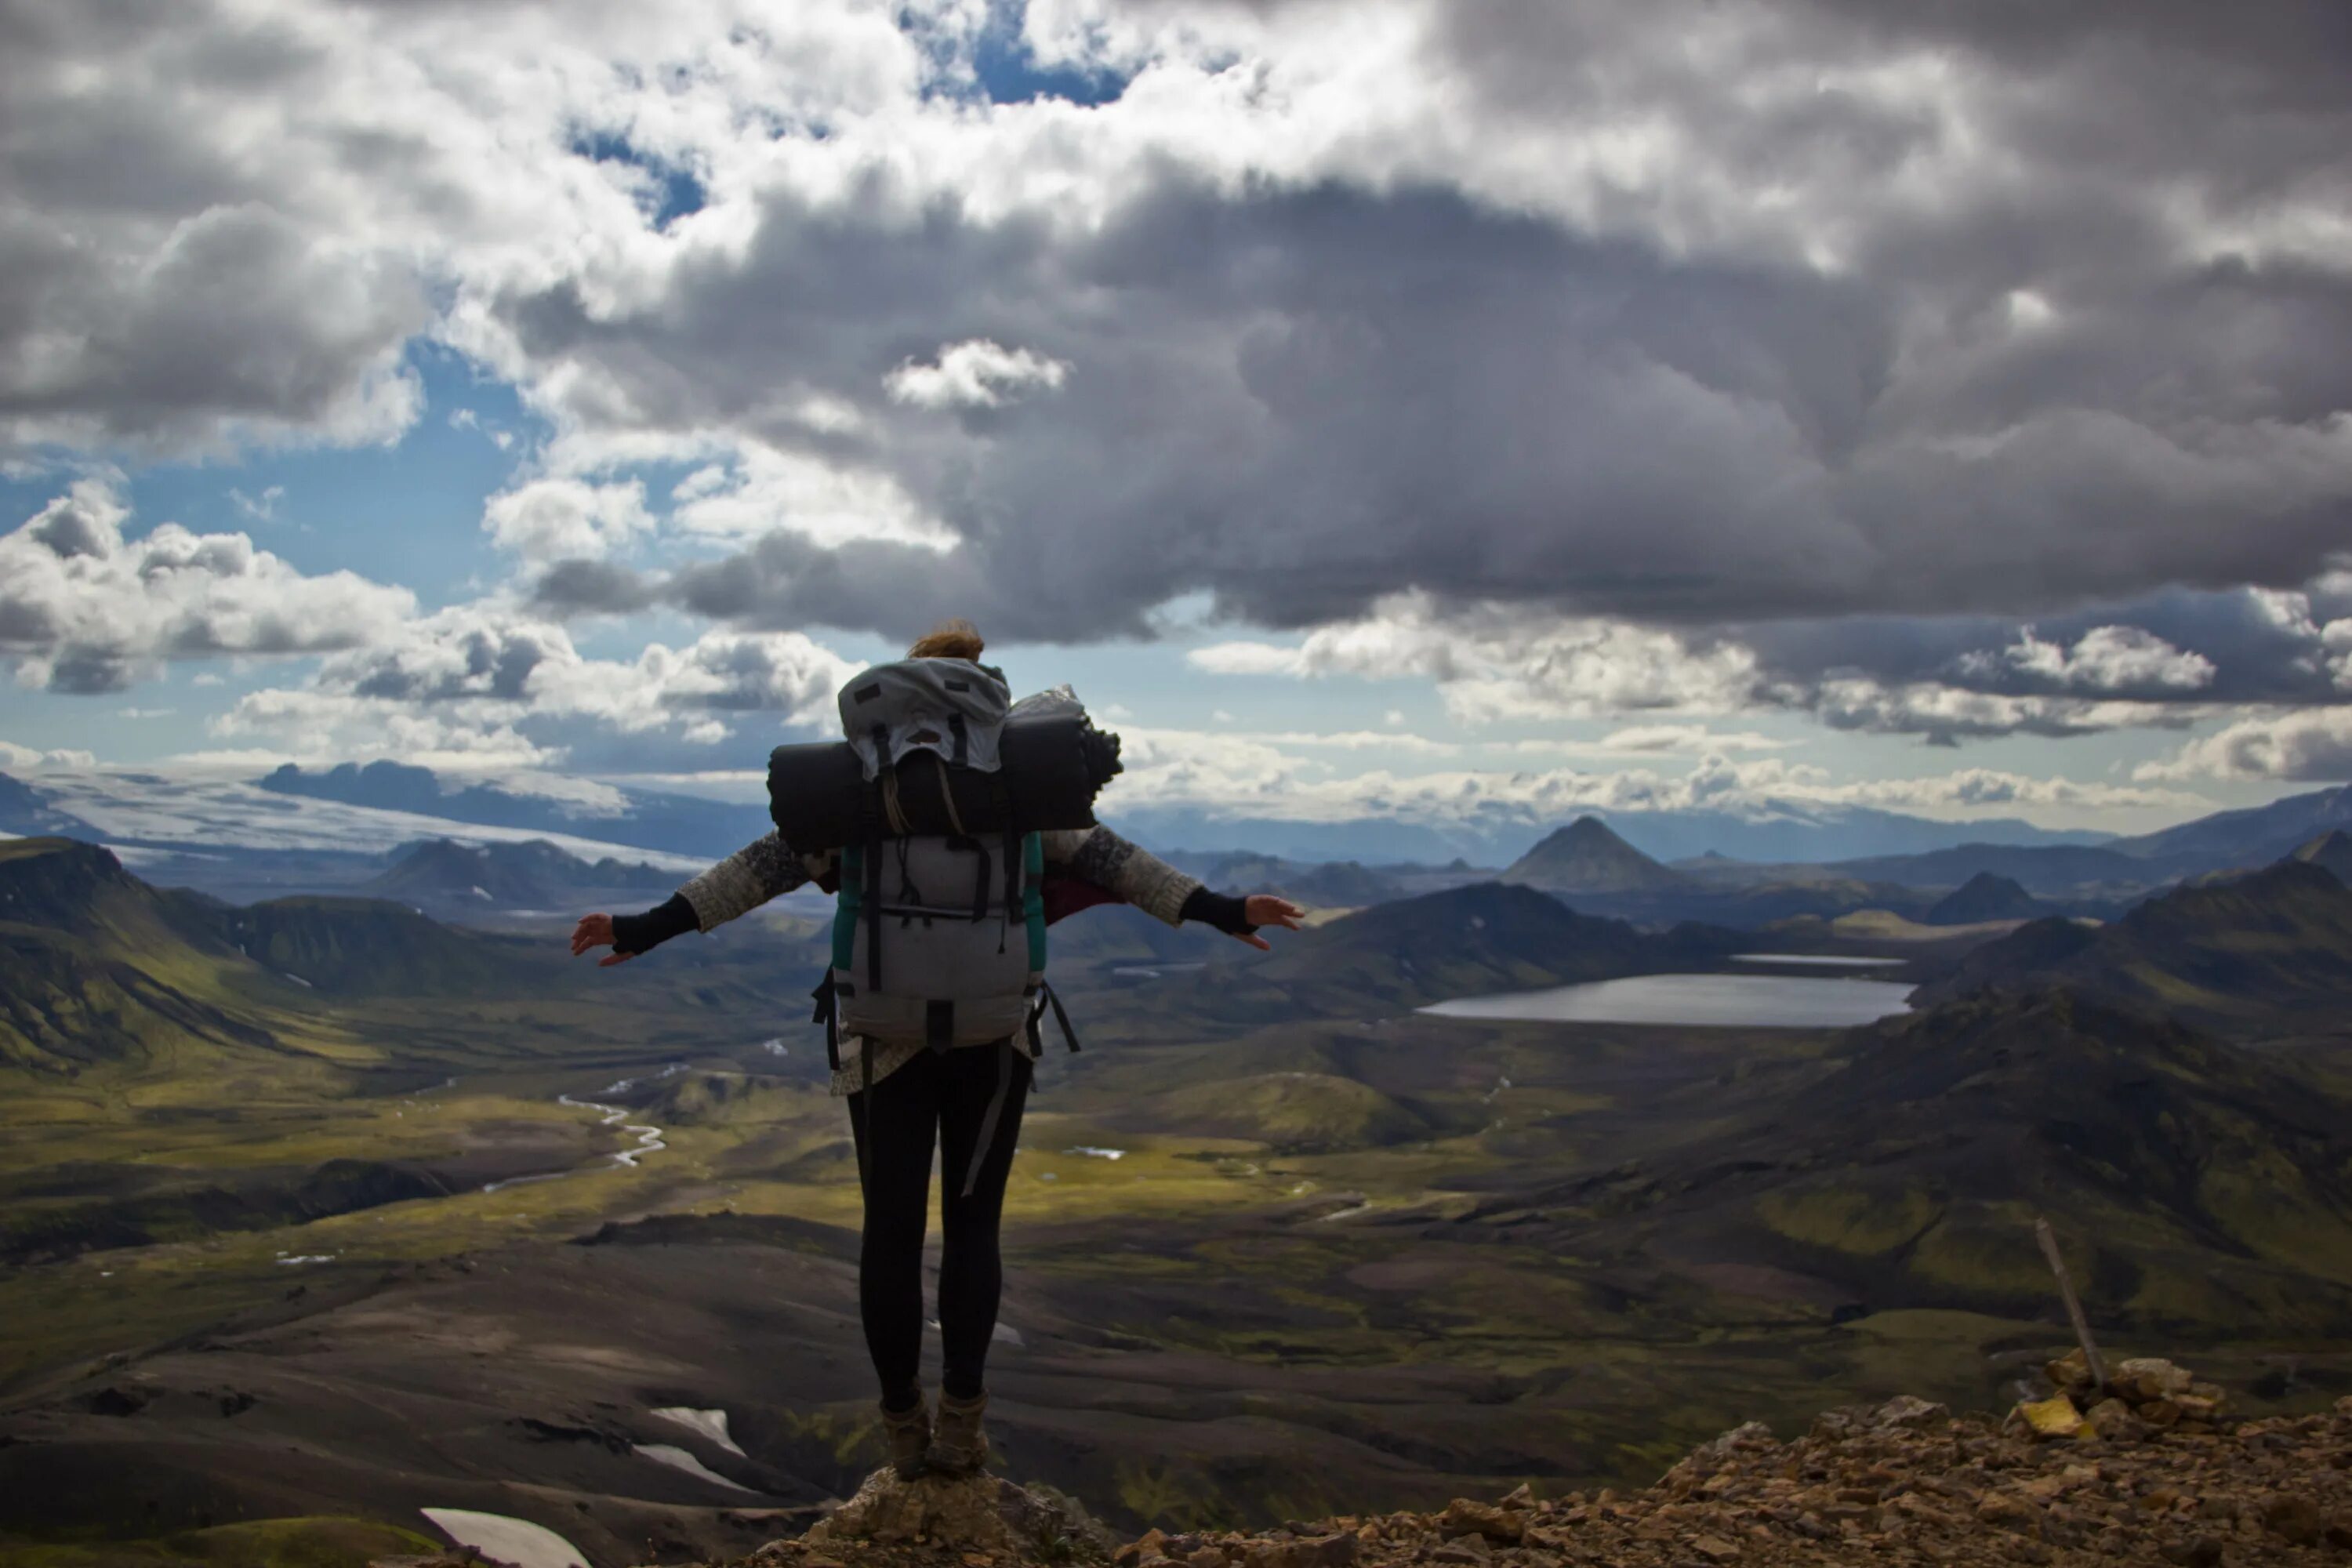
[2,808,2350,1566]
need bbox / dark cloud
[529,558,661,617]
[9,0,2349,722]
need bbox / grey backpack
[815,659,1076,1193]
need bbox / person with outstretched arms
[572,619,1301,1479]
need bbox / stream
[480,1066,677,1193]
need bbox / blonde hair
[906,618,985,661]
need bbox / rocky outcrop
[735,1468,1120,1568]
[662,1365,2352,1568]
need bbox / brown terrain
[383,1352,2350,1568]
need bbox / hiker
[571,619,1302,1481]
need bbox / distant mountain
[0,838,276,1076]
[2292,829,2352,885]
[1111,800,2111,867]
[1923,873,2042,925]
[1161,850,1406,909]
[0,836,562,1082]
[1818,842,2160,896]
[0,771,99,840]
[2110,782,2352,866]
[1915,858,2352,1029]
[214,896,520,996]
[1584,805,2115,864]
[361,837,676,911]
[258,760,769,859]
[1502,816,1691,894]
[1182,881,1742,1020]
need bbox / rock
[1872,1396,1948,1430]
[1294,1534,1356,1568]
[807,1468,1116,1563]
[2158,1538,2224,1567]
[1439,1501,1521,1544]
[2172,1393,2221,1421]
[2045,1349,2096,1396]
[2012,1396,2085,1440]
[2114,1358,2194,1403]
[2082,1399,2144,1443]
[1975,1496,2039,1534]
[2260,1494,2324,1546]
[2138,1397,2183,1428]
[1687,1534,1740,1561]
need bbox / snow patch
[421,1508,587,1568]
[635,1443,757,1493]
[650,1406,745,1457]
[1065,1146,1125,1160]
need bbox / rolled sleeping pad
[767,708,1122,848]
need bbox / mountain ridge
[1914,856,2352,1029]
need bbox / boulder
[2114,1358,2194,1403]
[804,1468,1118,1563]
[2045,1349,2096,1396]
[1439,1500,1523,1544]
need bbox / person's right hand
[1226,894,1305,950]
[570,913,635,967]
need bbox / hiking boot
[927,1389,989,1475]
[880,1391,931,1479]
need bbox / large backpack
[808,659,1079,1194]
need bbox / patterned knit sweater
[676,826,1203,1096]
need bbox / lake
[1420,971,1918,1028]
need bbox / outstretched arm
[1043,826,1303,947]
[572,830,827,964]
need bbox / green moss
[1756,1183,1941,1255]
[0,1517,439,1568]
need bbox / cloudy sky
[2,0,2347,836]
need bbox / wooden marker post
[2035,1215,2107,1390]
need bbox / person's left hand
[1229,894,1305,950]
[570,912,637,967]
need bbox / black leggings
[847,1041,1033,1405]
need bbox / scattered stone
[2046,1349,2096,1396]
[2261,1493,2325,1546]
[2013,1396,2085,1440]
[1439,1501,1521,1544]
[1872,1396,1948,1430]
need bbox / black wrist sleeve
[1179,887,1257,936]
[610,892,697,956]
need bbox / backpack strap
[959,1036,1019,1198]
[1030,978,1080,1054]
[856,1034,875,1192]
[858,782,884,993]
[810,971,840,1073]
[1021,831,1047,971]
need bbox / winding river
[480,1067,676,1193]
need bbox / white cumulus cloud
[884,340,1072,411]
[0,481,416,693]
